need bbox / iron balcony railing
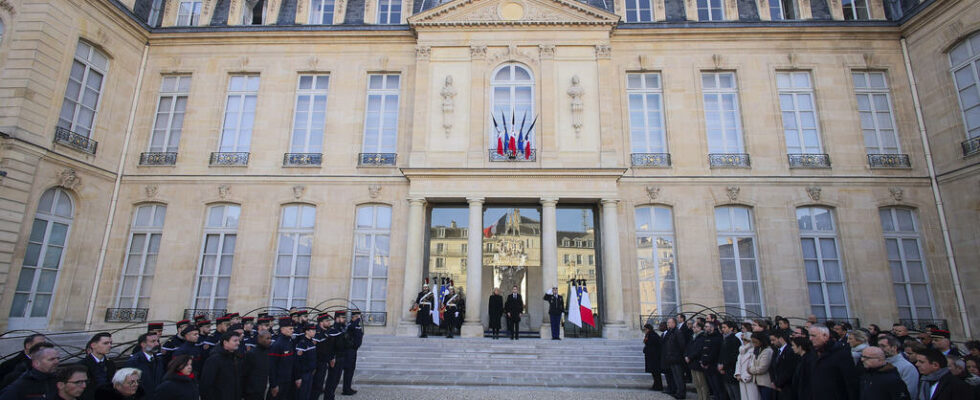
[182,308,228,321]
[962,136,980,157]
[709,153,751,168]
[899,318,948,332]
[54,126,98,154]
[210,152,249,166]
[631,153,672,168]
[139,152,177,166]
[488,149,536,162]
[788,153,831,169]
[358,153,396,167]
[867,153,911,169]
[283,153,322,167]
[104,308,149,323]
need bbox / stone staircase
[351,335,652,390]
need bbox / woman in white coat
[748,333,775,400]
[734,332,760,400]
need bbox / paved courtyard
[339,385,674,399]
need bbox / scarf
[919,368,949,400]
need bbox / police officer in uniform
[160,319,191,366]
[324,311,354,398]
[414,284,434,338]
[268,317,298,400]
[543,286,565,340]
[295,323,317,400]
[444,286,461,338]
[172,325,203,376]
[312,313,336,400]
[346,311,364,394]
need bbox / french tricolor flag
[579,286,595,327]
[567,282,581,328]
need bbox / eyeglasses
[124,379,141,386]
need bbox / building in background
[0,0,976,338]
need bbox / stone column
[539,197,559,338]
[397,197,426,336]
[462,197,485,337]
[601,199,628,338]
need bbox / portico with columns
[395,169,629,339]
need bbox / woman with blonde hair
[734,332,760,400]
[847,329,869,365]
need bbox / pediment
[408,0,620,27]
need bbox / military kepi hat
[278,317,294,327]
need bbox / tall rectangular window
[703,72,743,153]
[880,208,934,320]
[148,76,190,154]
[219,75,260,153]
[310,0,336,24]
[271,205,315,309]
[697,0,724,21]
[362,74,400,154]
[797,207,849,319]
[116,204,166,309]
[58,42,108,138]
[350,205,391,312]
[716,206,763,317]
[148,0,163,26]
[194,205,239,310]
[769,0,796,19]
[842,0,869,20]
[635,206,680,316]
[377,0,401,24]
[176,0,203,26]
[291,75,329,154]
[949,33,980,140]
[625,0,653,22]
[777,71,822,154]
[627,73,667,154]
[853,71,900,154]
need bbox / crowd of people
[0,309,364,400]
[642,314,980,400]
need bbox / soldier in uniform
[414,283,434,338]
[160,319,190,366]
[147,322,164,337]
[268,317,298,400]
[444,286,461,338]
[295,323,317,400]
[324,311,353,399]
[312,313,336,400]
[205,315,232,358]
[543,286,565,340]
[346,311,364,394]
[196,317,214,358]
[240,316,255,350]
[172,325,203,376]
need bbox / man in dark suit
[719,321,741,400]
[0,334,45,384]
[542,286,564,340]
[913,347,972,400]
[662,317,688,400]
[770,330,801,400]
[126,332,165,394]
[504,285,524,340]
[79,332,116,400]
[0,343,59,400]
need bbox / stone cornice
[408,0,620,28]
[400,167,628,179]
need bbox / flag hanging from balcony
[491,110,536,158]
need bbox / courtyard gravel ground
[340,385,675,399]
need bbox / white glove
[546,289,553,295]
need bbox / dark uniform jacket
[643,330,662,373]
[242,343,271,398]
[0,368,55,400]
[159,336,184,366]
[268,334,296,387]
[858,363,910,400]
[504,294,524,321]
[172,340,203,376]
[662,327,687,366]
[488,294,503,330]
[543,293,564,316]
[349,319,364,350]
[126,351,166,394]
[330,325,356,368]
[295,336,318,375]
[200,347,243,400]
[315,326,336,363]
[80,354,117,400]
[806,341,859,400]
[150,373,199,400]
[415,291,434,325]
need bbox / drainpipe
[85,43,150,330]
[900,37,971,338]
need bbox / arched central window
[490,64,534,152]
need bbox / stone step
[358,353,644,362]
